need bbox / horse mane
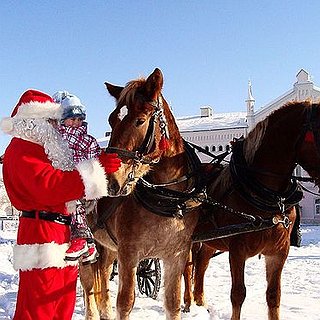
[244,101,311,165]
[118,78,146,107]
[243,117,269,165]
[209,101,310,197]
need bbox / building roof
[176,111,247,132]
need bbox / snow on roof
[96,111,248,141]
[176,111,247,132]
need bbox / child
[53,91,101,264]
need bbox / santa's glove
[99,153,121,174]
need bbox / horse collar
[230,139,303,212]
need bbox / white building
[177,69,320,224]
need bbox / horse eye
[135,118,145,127]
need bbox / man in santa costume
[0,89,121,320]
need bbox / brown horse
[79,68,205,320]
[183,101,320,320]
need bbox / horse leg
[98,248,117,319]
[79,263,100,320]
[164,252,190,320]
[193,244,216,308]
[79,245,116,320]
[116,254,137,320]
[265,250,289,320]
[182,249,194,312]
[229,251,246,320]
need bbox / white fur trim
[76,158,108,199]
[14,101,63,120]
[0,117,14,133]
[13,242,78,271]
[1,101,63,135]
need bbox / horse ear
[145,68,163,100]
[105,82,124,100]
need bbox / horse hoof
[182,306,190,313]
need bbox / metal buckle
[173,205,184,219]
[278,197,286,213]
[272,216,292,229]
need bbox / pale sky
[1,0,320,151]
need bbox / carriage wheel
[136,258,161,299]
[109,259,118,281]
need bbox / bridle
[106,96,165,163]
[301,103,320,156]
[106,95,167,187]
[292,103,320,185]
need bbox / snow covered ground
[0,225,319,319]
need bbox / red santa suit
[0,90,113,320]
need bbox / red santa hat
[0,89,63,134]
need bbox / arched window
[226,145,230,151]
[218,145,223,152]
[205,146,209,152]
[211,145,216,152]
[315,199,320,215]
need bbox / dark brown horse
[79,68,205,320]
[183,101,320,320]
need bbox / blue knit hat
[52,91,86,121]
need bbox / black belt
[21,210,71,225]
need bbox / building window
[205,146,209,152]
[218,145,223,152]
[315,199,320,215]
[226,145,230,151]
[211,145,216,152]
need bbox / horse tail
[290,204,302,247]
[91,242,104,307]
[191,242,202,278]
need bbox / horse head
[105,68,183,196]
[207,101,320,215]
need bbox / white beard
[10,118,74,171]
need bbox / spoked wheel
[109,259,118,281]
[136,258,161,299]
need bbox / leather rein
[133,140,210,218]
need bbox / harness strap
[192,218,277,243]
[137,114,157,155]
[230,139,303,212]
[21,210,71,225]
[133,139,205,218]
[187,141,230,163]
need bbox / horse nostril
[108,180,120,194]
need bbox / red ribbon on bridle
[305,130,315,143]
[159,135,170,150]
